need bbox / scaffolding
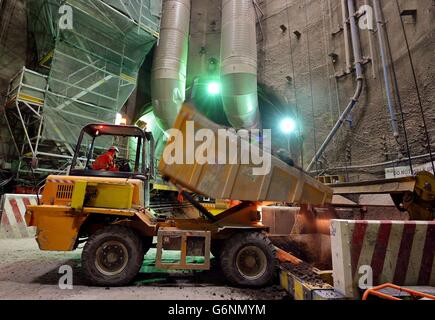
[3,68,56,174]
[3,0,160,176]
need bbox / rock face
[255,0,435,179]
[0,0,27,95]
[0,0,28,163]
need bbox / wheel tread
[82,225,144,286]
[219,231,277,288]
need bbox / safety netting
[27,0,160,149]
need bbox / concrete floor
[0,239,287,300]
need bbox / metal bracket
[155,227,211,271]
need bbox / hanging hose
[372,0,400,138]
[0,176,13,188]
[29,166,40,205]
[394,0,435,175]
[303,0,319,172]
[382,7,414,175]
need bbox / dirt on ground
[0,239,288,300]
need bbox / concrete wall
[331,219,435,297]
[258,0,435,180]
[0,0,27,97]
[187,0,222,84]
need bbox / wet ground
[0,239,288,300]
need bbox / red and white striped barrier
[331,219,435,298]
[0,194,39,239]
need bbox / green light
[280,118,297,134]
[207,82,221,95]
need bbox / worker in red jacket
[92,146,120,171]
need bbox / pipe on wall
[364,0,377,79]
[151,0,191,131]
[220,0,260,129]
[372,0,399,138]
[307,0,364,171]
[340,0,352,74]
[310,152,434,173]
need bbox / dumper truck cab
[69,123,154,179]
[25,104,333,288]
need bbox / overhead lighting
[115,113,127,125]
[280,117,297,134]
[207,81,221,95]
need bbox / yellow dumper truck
[25,103,332,287]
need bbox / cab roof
[82,123,145,138]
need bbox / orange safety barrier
[362,283,435,301]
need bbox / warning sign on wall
[385,161,435,179]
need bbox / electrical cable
[321,0,336,129]
[383,11,414,175]
[302,0,319,173]
[285,0,304,167]
[0,176,13,187]
[395,0,434,174]
[310,151,434,173]
[30,166,40,205]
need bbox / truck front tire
[82,225,144,286]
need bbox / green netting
[27,0,159,147]
[103,0,161,34]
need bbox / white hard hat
[109,146,120,153]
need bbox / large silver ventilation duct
[151,0,191,131]
[220,0,260,129]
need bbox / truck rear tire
[82,225,144,286]
[219,232,277,288]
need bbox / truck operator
[92,146,120,171]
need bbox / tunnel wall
[0,0,27,166]
[257,0,435,180]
